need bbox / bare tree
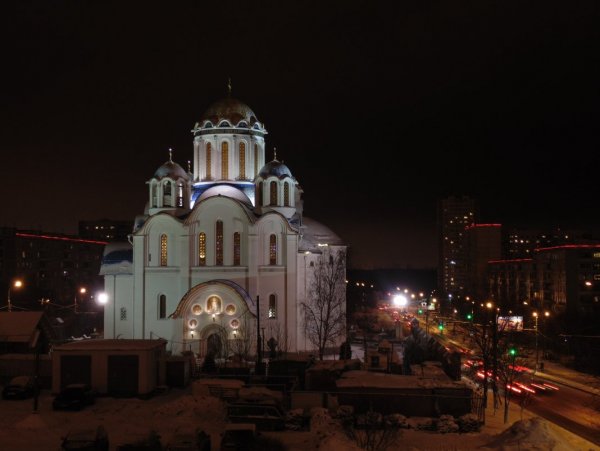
[230,308,257,364]
[267,321,289,357]
[302,248,347,360]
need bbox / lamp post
[533,311,539,371]
[75,287,86,313]
[486,301,498,402]
[533,310,549,371]
[6,279,23,312]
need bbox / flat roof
[336,370,468,390]
[54,338,167,351]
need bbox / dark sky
[2,1,599,269]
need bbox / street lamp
[75,287,86,313]
[6,279,23,312]
[533,310,550,371]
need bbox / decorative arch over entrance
[173,280,256,358]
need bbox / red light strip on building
[488,258,533,264]
[16,232,108,245]
[534,244,600,252]
[465,223,502,230]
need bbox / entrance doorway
[207,333,222,357]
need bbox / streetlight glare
[98,293,109,304]
[14,280,23,288]
[486,301,493,309]
[392,294,407,307]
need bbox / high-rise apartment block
[437,196,477,300]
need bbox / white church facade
[100,94,346,357]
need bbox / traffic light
[438,323,444,331]
[418,309,423,315]
[466,313,473,320]
[508,347,517,357]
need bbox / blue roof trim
[102,249,133,265]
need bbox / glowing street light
[6,279,23,312]
[392,294,407,308]
[97,292,108,305]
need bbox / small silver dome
[258,160,292,179]
[153,161,190,180]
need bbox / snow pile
[486,417,579,451]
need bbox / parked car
[61,425,109,451]
[165,428,210,451]
[2,375,35,400]
[53,383,96,411]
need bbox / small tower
[147,149,192,216]
[254,150,299,219]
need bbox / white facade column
[285,234,298,350]
[133,234,146,338]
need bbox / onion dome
[197,185,253,207]
[258,159,292,179]
[199,97,258,126]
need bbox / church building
[100,92,347,357]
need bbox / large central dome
[199,97,258,126]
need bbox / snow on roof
[336,370,469,390]
[0,312,44,343]
[299,216,344,253]
[100,241,133,275]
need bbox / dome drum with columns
[101,88,346,357]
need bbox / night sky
[3,1,599,269]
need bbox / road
[523,381,600,446]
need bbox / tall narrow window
[164,181,172,195]
[177,183,184,207]
[269,234,277,265]
[159,294,166,319]
[268,294,276,318]
[270,181,277,205]
[239,142,246,179]
[206,142,212,179]
[284,182,290,207]
[160,234,168,266]
[221,142,229,179]
[254,143,258,177]
[216,220,224,265]
[233,232,241,266]
[198,232,206,266]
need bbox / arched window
[216,220,224,265]
[268,294,276,318]
[233,232,241,266]
[254,143,259,177]
[176,183,184,207]
[256,182,263,207]
[284,182,290,207]
[239,142,246,179]
[163,181,172,206]
[269,234,277,265]
[206,142,212,179]
[159,294,166,319]
[198,232,206,266]
[270,181,277,205]
[221,142,229,179]
[151,182,157,207]
[160,234,168,266]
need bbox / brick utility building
[52,338,167,396]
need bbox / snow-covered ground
[0,383,597,451]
